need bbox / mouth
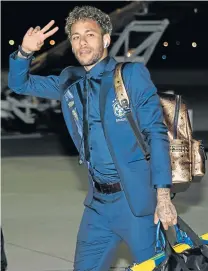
[79,49,92,56]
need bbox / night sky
[2,1,208,70]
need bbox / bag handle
[157,223,190,271]
[156,217,208,261]
[155,221,166,253]
[156,216,203,249]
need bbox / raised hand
[21,20,59,53]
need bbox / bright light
[162,55,167,60]
[50,40,55,46]
[192,42,197,48]
[127,52,131,57]
[194,8,198,13]
[126,49,135,57]
[163,41,168,47]
[9,40,15,45]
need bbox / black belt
[94,180,122,194]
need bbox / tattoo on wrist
[157,188,171,200]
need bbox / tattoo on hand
[156,200,177,221]
[155,188,177,228]
[157,188,171,200]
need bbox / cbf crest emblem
[112,99,126,122]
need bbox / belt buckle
[100,185,106,194]
[105,183,112,194]
[100,185,105,194]
[95,181,114,194]
[96,182,105,194]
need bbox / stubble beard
[76,46,104,67]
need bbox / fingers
[167,220,173,229]
[161,221,169,231]
[33,26,41,33]
[173,217,177,225]
[171,211,177,225]
[160,214,177,230]
[43,26,59,39]
[155,207,177,231]
[27,27,34,36]
[26,26,41,36]
[41,20,59,39]
[41,20,56,34]
[154,212,171,231]
[26,21,58,41]
[154,212,159,224]
[162,213,176,228]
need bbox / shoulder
[123,62,150,78]
[120,61,156,106]
[121,61,151,89]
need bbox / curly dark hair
[65,6,113,40]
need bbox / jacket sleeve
[8,51,61,101]
[129,63,172,188]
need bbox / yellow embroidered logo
[72,109,78,121]
[68,101,74,108]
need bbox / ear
[103,33,111,49]
[104,42,108,49]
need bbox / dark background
[2,1,208,69]
[1,1,208,155]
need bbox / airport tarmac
[1,139,208,271]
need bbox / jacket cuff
[10,50,35,61]
[154,184,172,189]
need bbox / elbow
[8,74,27,94]
[8,83,26,95]
[144,124,170,143]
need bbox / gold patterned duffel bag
[114,63,207,193]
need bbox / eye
[87,33,94,37]
[72,36,79,41]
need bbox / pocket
[170,139,191,183]
[192,139,206,178]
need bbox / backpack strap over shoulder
[114,62,150,161]
[114,63,130,111]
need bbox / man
[8,5,177,270]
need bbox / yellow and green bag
[127,217,208,271]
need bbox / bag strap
[176,216,204,247]
[114,63,150,161]
[114,63,182,142]
[173,95,181,139]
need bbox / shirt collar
[86,56,111,79]
[60,56,117,88]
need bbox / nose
[79,36,87,47]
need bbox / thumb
[154,212,159,224]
